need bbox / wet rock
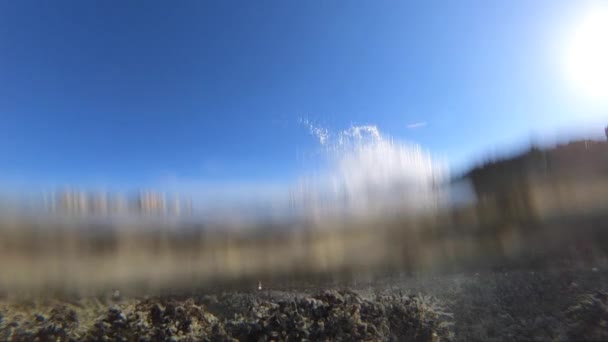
[0,289,454,341]
[219,289,453,342]
[566,291,608,341]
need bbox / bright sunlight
[564,7,608,101]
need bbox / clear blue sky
[0,0,606,191]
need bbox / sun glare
[565,7,608,101]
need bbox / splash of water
[291,121,449,219]
[6,121,449,226]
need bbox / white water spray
[292,121,449,219]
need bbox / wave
[290,120,449,220]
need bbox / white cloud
[407,121,428,129]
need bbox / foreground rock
[0,290,453,341]
[3,268,608,341]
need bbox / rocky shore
[2,268,608,341]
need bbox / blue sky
[0,0,606,191]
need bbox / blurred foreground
[1,139,608,293]
[2,139,608,340]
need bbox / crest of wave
[292,122,449,220]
